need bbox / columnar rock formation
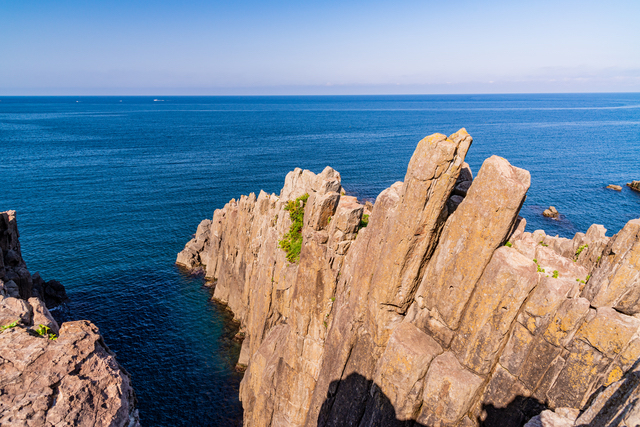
[0,211,140,427]
[178,129,640,427]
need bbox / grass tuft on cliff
[279,193,309,263]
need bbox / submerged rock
[606,184,622,191]
[179,130,640,427]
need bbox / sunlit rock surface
[179,129,640,427]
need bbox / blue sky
[1,0,638,95]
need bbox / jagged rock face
[0,211,68,306]
[178,129,640,427]
[0,212,139,427]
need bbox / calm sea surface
[1,94,639,425]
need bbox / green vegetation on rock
[34,324,57,340]
[279,193,309,264]
[575,244,588,259]
[1,320,19,332]
[359,214,369,229]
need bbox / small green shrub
[359,214,369,229]
[533,259,537,263]
[539,241,548,247]
[552,270,559,279]
[34,324,57,340]
[278,193,309,263]
[586,275,591,281]
[505,241,512,247]
[1,320,19,331]
[575,244,588,259]
[330,297,335,302]
[327,216,332,225]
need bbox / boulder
[627,180,640,192]
[543,206,559,219]
[606,184,622,191]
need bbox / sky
[1,0,639,95]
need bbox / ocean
[1,94,639,426]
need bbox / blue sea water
[1,94,639,426]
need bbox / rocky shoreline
[178,129,640,427]
[0,211,140,427]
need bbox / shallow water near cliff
[1,94,639,426]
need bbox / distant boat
[153,99,165,102]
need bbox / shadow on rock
[480,396,546,427]
[317,373,546,427]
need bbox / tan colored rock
[519,277,577,335]
[627,180,640,192]
[28,297,59,335]
[573,306,640,358]
[542,298,590,347]
[374,322,443,419]
[417,351,484,424]
[606,184,622,191]
[546,339,605,409]
[543,206,559,219]
[368,129,472,326]
[451,247,539,375]
[582,219,640,314]
[411,155,530,336]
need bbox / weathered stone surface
[0,321,140,427]
[451,247,539,375]
[542,298,590,347]
[574,359,640,426]
[543,206,559,219]
[411,155,531,337]
[524,408,579,427]
[627,180,640,192]
[418,351,484,424]
[28,297,59,335]
[606,184,622,191]
[177,130,640,427]
[582,219,640,314]
[374,322,442,419]
[573,306,640,359]
[546,339,605,409]
[176,218,212,268]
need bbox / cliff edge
[178,129,640,427]
[0,211,140,427]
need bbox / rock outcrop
[178,129,640,427]
[627,181,640,192]
[543,206,559,219]
[0,211,139,427]
[606,185,622,191]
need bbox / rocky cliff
[0,211,140,427]
[178,129,640,427]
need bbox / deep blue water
[1,94,639,426]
